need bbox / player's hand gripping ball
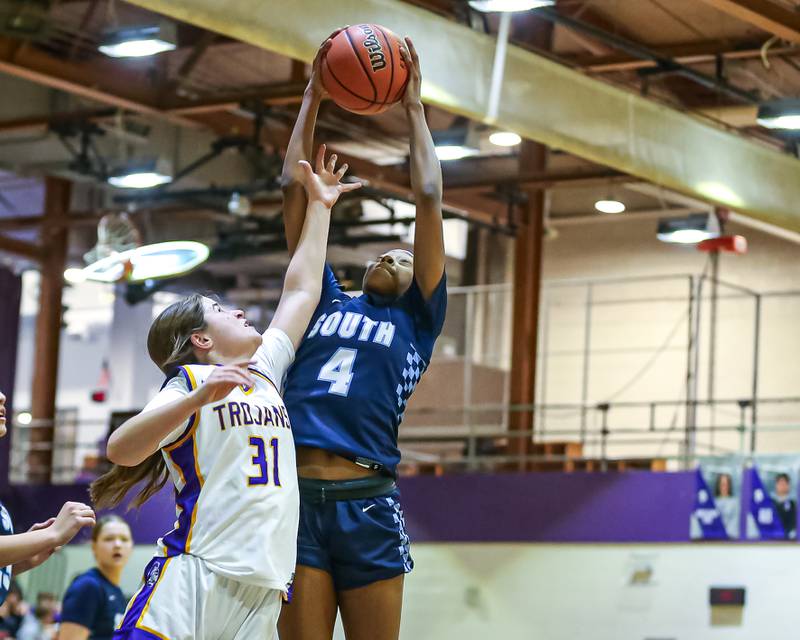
[321,24,409,115]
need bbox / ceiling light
[434,145,478,161]
[489,131,522,147]
[657,213,720,244]
[594,199,626,214]
[82,241,209,283]
[99,23,177,58]
[128,241,210,283]
[469,0,555,12]
[433,126,480,162]
[757,99,800,130]
[81,250,135,283]
[64,268,87,284]
[227,191,252,217]
[108,159,172,189]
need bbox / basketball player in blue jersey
[278,35,446,640]
[89,150,360,640]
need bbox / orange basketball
[321,24,409,116]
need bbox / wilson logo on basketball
[358,24,387,72]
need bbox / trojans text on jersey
[211,401,292,431]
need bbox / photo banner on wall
[690,459,741,540]
[746,457,799,541]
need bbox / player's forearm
[281,89,322,255]
[282,200,332,299]
[282,88,322,187]
[406,102,442,204]
[107,392,205,466]
[0,528,58,567]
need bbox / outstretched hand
[298,144,362,209]
[400,36,422,108]
[310,26,348,99]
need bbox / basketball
[321,24,409,115]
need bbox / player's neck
[97,563,123,586]
[206,350,255,367]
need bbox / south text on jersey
[307,311,396,347]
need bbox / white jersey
[142,328,298,591]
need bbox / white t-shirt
[141,328,298,590]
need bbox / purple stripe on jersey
[114,557,168,638]
[249,367,278,392]
[161,432,202,555]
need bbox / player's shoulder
[173,363,217,387]
[69,568,105,593]
[0,501,12,535]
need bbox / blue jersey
[61,568,126,640]
[0,501,12,606]
[284,266,447,476]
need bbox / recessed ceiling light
[757,99,800,130]
[99,24,177,58]
[469,0,555,12]
[489,131,522,147]
[594,199,626,214]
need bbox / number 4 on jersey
[318,348,357,396]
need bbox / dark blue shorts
[296,481,413,591]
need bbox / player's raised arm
[105,363,254,466]
[401,37,445,300]
[271,146,361,350]
[280,29,345,256]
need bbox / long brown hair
[91,294,207,509]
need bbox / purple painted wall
[400,471,695,542]
[0,471,696,544]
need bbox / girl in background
[57,515,133,640]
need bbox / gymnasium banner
[746,456,799,541]
[690,458,741,540]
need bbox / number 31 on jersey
[318,348,357,396]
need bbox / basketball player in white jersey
[90,148,360,640]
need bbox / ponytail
[91,293,208,510]
[90,452,169,510]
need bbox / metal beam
[0,234,43,261]
[575,40,796,74]
[696,0,800,45]
[0,36,200,129]
[125,0,800,234]
[508,140,547,470]
[444,168,624,191]
[29,177,70,483]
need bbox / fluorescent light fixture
[435,145,478,161]
[757,99,800,130]
[99,23,177,58]
[469,0,554,12]
[657,213,720,244]
[82,250,135,283]
[489,131,522,147]
[64,268,87,284]
[433,127,480,162]
[108,159,172,189]
[82,241,209,283]
[128,241,210,283]
[594,199,626,214]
